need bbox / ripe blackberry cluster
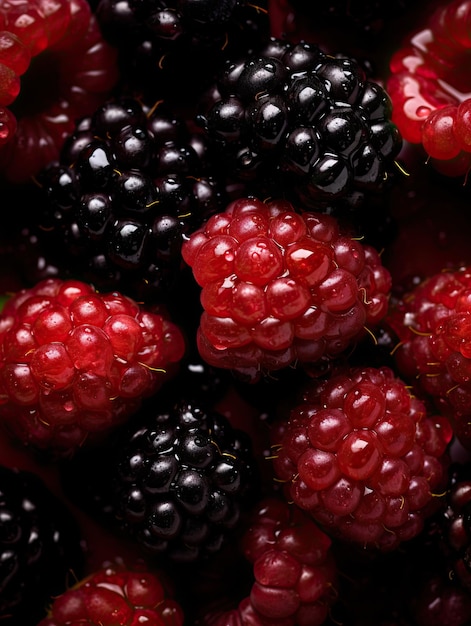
[95,0,270,103]
[197,37,402,210]
[61,397,259,564]
[0,465,83,625]
[20,98,226,304]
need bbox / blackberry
[0,465,84,625]
[95,0,270,104]
[60,397,259,564]
[196,38,402,211]
[19,98,226,305]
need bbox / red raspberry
[387,0,471,177]
[0,0,118,183]
[387,266,471,451]
[37,560,185,626]
[271,366,452,550]
[0,278,185,455]
[182,197,391,381]
[203,497,337,626]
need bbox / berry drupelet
[182,196,392,381]
[60,397,259,564]
[203,497,338,626]
[386,266,471,452]
[20,97,227,305]
[0,278,185,456]
[271,365,452,550]
[0,465,84,625]
[196,37,402,210]
[0,0,118,184]
[37,559,185,626]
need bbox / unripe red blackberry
[387,266,471,451]
[271,365,452,550]
[182,196,392,381]
[201,497,338,626]
[0,278,185,456]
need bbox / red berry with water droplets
[0,278,185,456]
[182,197,391,381]
[271,365,452,550]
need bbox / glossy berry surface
[0,278,185,455]
[197,37,402,210]
[271,365,452,550]
[182,196,391,381]
[38,560,185,626]
[61,397,258,563]
[387,0,471,177]
[20,97,226,304]
[0,0,118,183]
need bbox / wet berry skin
[387,0,471,177]
[60,397,259,564]
[182,196,392,381]
[271,365,452,550]
[0,278,185,456]
[197,37,402,210]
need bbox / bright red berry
[182,197,391,381]
[271,366,452,550]
[387,0,471,177]
[0,278,185,455]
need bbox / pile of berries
[4,0,471,625]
